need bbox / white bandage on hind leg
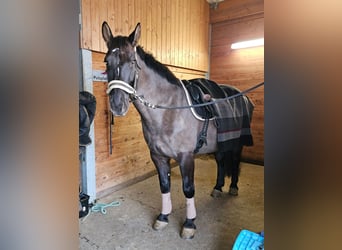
[161,192,172,215]
[186,198,196,219]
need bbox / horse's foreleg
[178,152,196,239]
[150,153,172,231]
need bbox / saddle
[183,78,227,119]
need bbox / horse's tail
[217,148,242,178]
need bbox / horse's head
[102,22,141,116]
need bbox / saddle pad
[232,229,264,250]
[180,78,254,152]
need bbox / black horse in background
[102,22,255,239]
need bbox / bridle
[106,47,264,110]
[106,46,140,98]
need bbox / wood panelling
[81,0,209,71]
[210,0,264,24]
[210,1,264,163]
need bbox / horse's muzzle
[109,89,130,116]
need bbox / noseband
[106,80,137,95]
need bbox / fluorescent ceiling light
[231,38,264,49]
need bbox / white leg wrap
[161,192,172,215]
[186,198,196,219]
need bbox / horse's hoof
[228,187,239,196]
[180,227,196,239]
[210,189,223,198]
[153,219,168,231]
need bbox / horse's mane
[136,46,179,85]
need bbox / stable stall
[79,0,264,247]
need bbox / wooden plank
[150,0,156,56]
[134,0,144,48]
[92,51,106,70]
[199,0,209,71]
[107,0,114,24]
[192,0,200,70]
[169,0,176,65]
[145,0,152,52]
[90,0,100,51]
[122,1,129,34]
[160,0,167,64]
[189,0,195,68]
[210,0,264,24]
[80,0,92,49]
[115,0,122,34]
[179,0,185,68]
[98,0,108,53]
[185,0,192,68]
[155,0,162,61]
[165,0,172,65]
[127,0,134,31]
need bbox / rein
[106,80,264,110]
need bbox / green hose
[91,201,121,214]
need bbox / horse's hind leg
[228,147,242,196]
[211,148,242,196]
[211,152,226,198]
[150,153,172,231]
[177,152,196,239]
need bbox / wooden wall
[210,0,264,163]
[80,0,210,197]
[81,0,209,71]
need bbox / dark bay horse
[102,22,254,239]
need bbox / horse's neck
[133,61,184,127]
[135,59,183,105]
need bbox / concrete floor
[79,158,264,250]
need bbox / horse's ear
[128,23,141,47]
[102,21,113,47]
